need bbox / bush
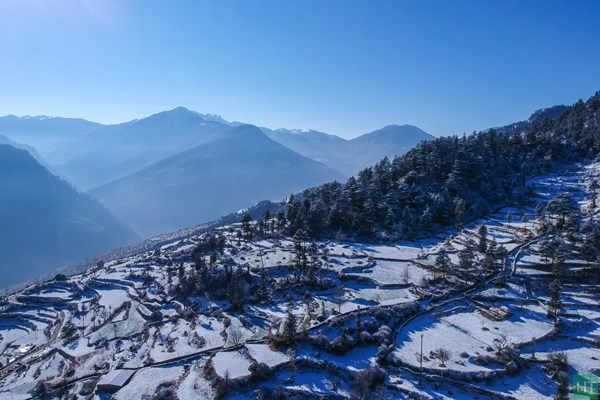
[153,380,179,400]
[353,367,386,399]
[373,325,391,344]
[60,321,78,344]
[373,308,392,322]
[330,334,354,355]
[545,351,568,380]
[249,361,272,382]
[310,332,329,349]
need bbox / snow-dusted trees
[477,224,488,253]
[283,302,297,343]
[435,347,452,367]
[434,253,451,280]
[240,213,253,242]
[548,279,563,328]
[281,92,600,242]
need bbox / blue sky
[1,0,599,138]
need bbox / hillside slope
[281,92,600,240]
[1,159,598,399]
[0,145,138,288]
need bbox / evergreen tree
[454,198,466,231]
[283,301,297,343]
[477,224,488,253]
[434,253,451,280]
[554,371,569,400]
[240,213,253,242]
[548,279,562,327]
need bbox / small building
[96,369,135,393]
[17,344,34,355]
[478,305,513,321]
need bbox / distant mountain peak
[135,107,204,126]
[169,106,193,113]
[228,123,269,139]
[356,124,434,141]
[138,107,233,126]
[375,123,423,132]
[194,112,230,125]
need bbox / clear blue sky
[1,0,599,138]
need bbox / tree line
[284,92,600,241]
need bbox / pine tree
[454,198,466,231]
[552,242,568,280]
[434,253,451,280]
[477,224,488,253]
[554,371,569,400]
[241,213,253,242]
[283,302,297,343]
[548,279,562,328]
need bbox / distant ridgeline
[283,92,600,240]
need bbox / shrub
[249,361,272,382]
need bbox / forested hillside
[284,92,600,240]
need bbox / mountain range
[0,108,434,190]
[1,92,598,399]
[0,108,434,238]
[261,124,435,176]
[89,124,345,236]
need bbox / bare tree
[436,347,452,367]
[228,325,244,346]
[327,371,341,392]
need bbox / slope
[0,145,139,288]
[0,134,56,174]
[347,124,436,172]
[264,124,435,176]
[262,127,353,175]
[90,124,346,237]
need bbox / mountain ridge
[0,108,434,180]
[89,124,345,237]
[0,144,138,288]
